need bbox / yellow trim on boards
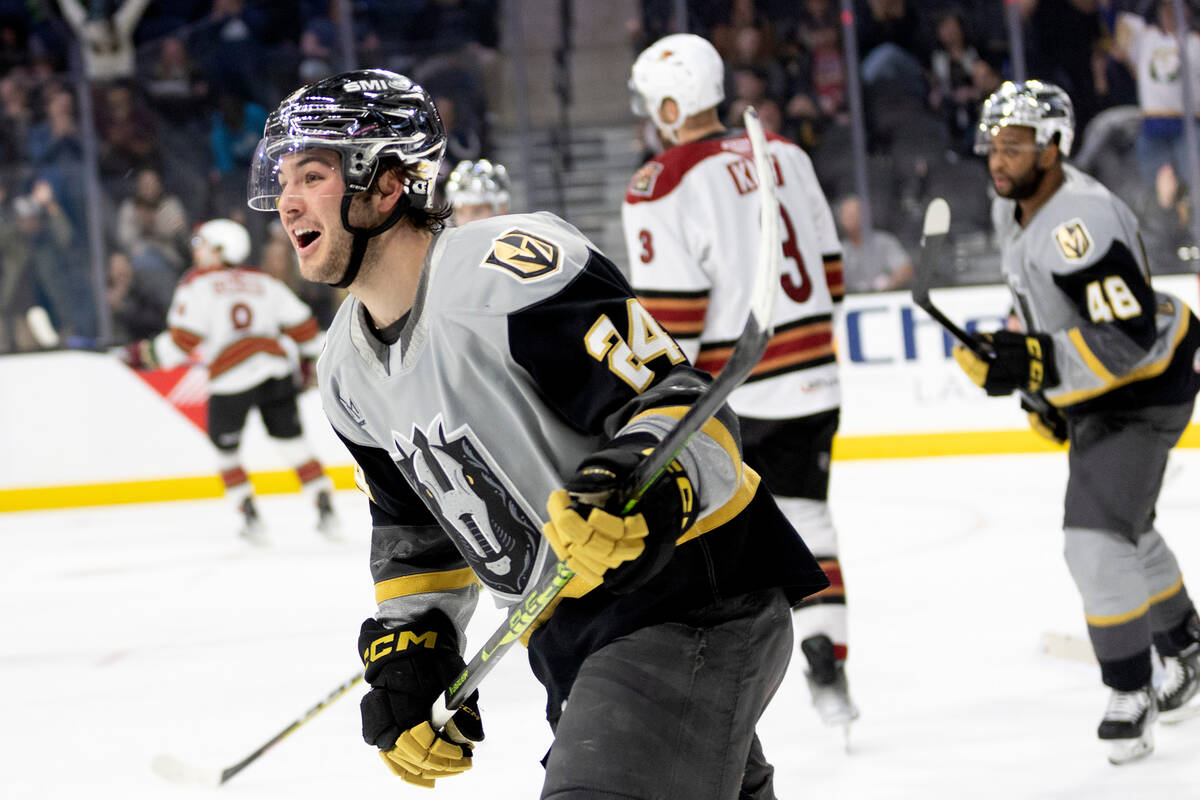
[2,426,1199,512]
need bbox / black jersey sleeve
[335,430,477,624]
[507,247,694,435]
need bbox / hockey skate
[801,634,859,748]
[237,497,267,546]
[1156,648,1200,724]
[1097,685,1156,765]
[315,490,342,540]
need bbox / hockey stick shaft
[912,197,1055,417]
[432,107,781,729]
[153,671,363,786]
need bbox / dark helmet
[247,69,446,212]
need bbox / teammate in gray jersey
[248,68,829,797]
[954,80,1200,764]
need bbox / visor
[246,136,384,211]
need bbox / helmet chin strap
[331,193,411,289]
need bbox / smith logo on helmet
[482,229,562,281]
[1053,219,1092,261]
[343,77,408,92]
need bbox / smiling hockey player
[956,80,1200,764]
[248,68,830,797]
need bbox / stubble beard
[997,163,1046,201]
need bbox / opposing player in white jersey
[124,218,339,542]
[955,81,1200,763]
[445,158,511,225]
[623,33,856,734]
[249,69,830,797]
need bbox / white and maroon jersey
[622,129,844,421]
[161,266,322,395]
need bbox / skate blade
[317,516,344,541]
[1159,701,1200,725]
[1106,734,1154,765]
[238,527,269,547]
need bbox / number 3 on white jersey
[585,299,685,391]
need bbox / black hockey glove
[1022,395,1068,445]
[544,434,698,595]
[952,331,1058,396]
[358,611,484,788]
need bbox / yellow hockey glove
[378,720,475,788]
[1022,395,1068,445]
[544,437,696,594]
[952,331,1057,396]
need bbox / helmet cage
[974,80,1075,158]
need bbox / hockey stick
[1039,631,1096,665]
[431,106,782,728]
[151,671,363,787]
[911,197,1055,418]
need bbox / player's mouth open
[295,229,321,251]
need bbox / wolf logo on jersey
[391,415,540,595]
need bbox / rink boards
[2,275,1198,511]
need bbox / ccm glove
[952,331,1057,396]
[544,435,698,594]
[358,612,484,788]
[1022,395,1068,445]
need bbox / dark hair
[376,157,452,234]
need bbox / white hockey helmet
[193,218,251,265]
[975,80,1075,157]
[445,159,511,211]
[629,33,725,143]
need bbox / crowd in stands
[631,0,1200,292]
[0,0,499,354]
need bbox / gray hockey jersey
[993,164,1200,412]
[317,212,827,704]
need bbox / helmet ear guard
[629,33,725,143]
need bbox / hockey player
[444,158,511,226]
[957,80,1200,764]
[623,33,857,735]
[248,68,830,796]
[123,218,339,543]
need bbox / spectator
[26,85,85,233]
[208,90,268,218]
[0,181,76,344]
[105,249,171,344]
[189,0,269,99]
[94,82,158,179]
[116,167,189,275]
[855,0,929,102]
[1023,0,1111,139]
[1114,0,1200,183]
[928,9,981,154]
[0,74,32,166]
[1135,162,1195,274]
[781,0,849,147]
[837,194,914,292]
[144,35,209,126]
[54,0,151,83]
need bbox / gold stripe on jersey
[374,566,479,604]
[695,316,834,378]
[1053,313,1190,406]
[637,290,709,338]
[626,405,755,541]
[208,337,289,379]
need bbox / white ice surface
[2,452,1199,799]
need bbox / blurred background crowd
[0,0,1196,355]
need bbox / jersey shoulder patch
[1052,218,1094,263]
[481,227,563,282]
[627,161,664,199]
